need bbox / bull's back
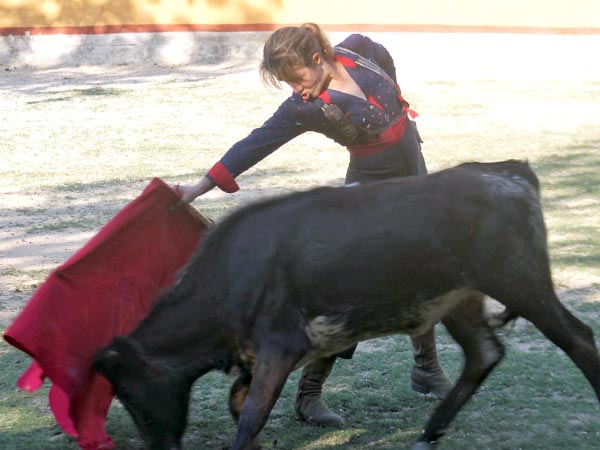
[219,160,531,299]
[193,161,540,315]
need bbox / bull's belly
[295,287,479,368]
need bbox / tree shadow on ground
[530,145,600,271]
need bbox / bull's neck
[132,304,232,377]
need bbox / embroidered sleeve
[206,95,328,192]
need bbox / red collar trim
[368,95,384,110]
[334,54,357,68]
[318,91,331,104]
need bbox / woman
[177,23,453,427]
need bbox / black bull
[95,160,600,450]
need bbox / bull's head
[94,336,191,450]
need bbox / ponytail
[300,23,333,60]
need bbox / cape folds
[3,178,210,450]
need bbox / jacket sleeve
[206,95,327,193]
[338,34,398,83]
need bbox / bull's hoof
[411,441,436,450]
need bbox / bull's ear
[94,336,144,379]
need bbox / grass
[0,65,599,450]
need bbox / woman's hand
[177,184,204,204]
[171,177,216,209]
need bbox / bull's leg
[229,348,299,450]
[412,297,505,450]
[229,369,252,423]
[488,284,600,403]
[471,227,600,402]
[531,299,600,401]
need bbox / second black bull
[95,160,600,450]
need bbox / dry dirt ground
[1,63,599,332]
[0,62,270,328]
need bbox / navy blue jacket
[207,34,409,192]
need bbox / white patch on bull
[478,332,503,370]
[305,315,347,348]
[296,289,482,370]
[408,288,481,336]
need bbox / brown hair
[260,23,334,88]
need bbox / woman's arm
[176,95,327,203]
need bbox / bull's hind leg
[487,282,600,404]
[412,296,505,450]
[534,299,600,401]
[229,347,300,450]
[471,220,600,403]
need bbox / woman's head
[260,23,334,92]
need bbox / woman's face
[284,54,327,101]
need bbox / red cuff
[207,161,239,193]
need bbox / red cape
[4,178,210,450]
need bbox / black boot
[295,356,344,426]
[410,327,454,399]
